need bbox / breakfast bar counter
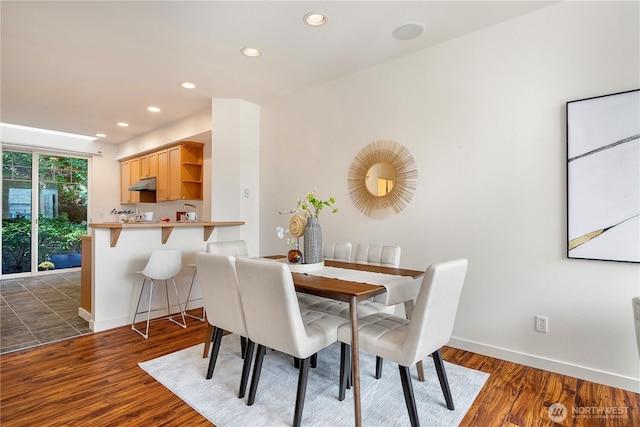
[89,221,245,247]
[85,220,245,332]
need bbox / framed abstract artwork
[566,89,639,263]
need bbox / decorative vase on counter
[303,217,323,264]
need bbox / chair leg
[203,323,214,358]
[293,357,300,369]
[399,365,420,427]
[339,343,351,401]
[239,339,254,398]
[375,356,384,379]
[248,345,267,406]
[293,357,311,427]
[184,268,206,321]
[310,353,317,368]
[167,278,187,328]
[132,278,153,339]
[241,336,247,359]
[432,349,455,410]
[206,327,224,379]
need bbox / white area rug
[139,334,488,426]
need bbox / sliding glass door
[2,150,88,275]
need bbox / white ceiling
[1,1,557,144]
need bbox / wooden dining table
[268,257,425,427]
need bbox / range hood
[128,177,156,191]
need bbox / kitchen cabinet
[167,145,182,200]
[126,141,203,202]
[156,149,169,201]
[139,152,158,179]
[120,158,141,204]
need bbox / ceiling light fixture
[117,122,129,127]
[96,133,106,138]
[241,47,261,57]
[304,12,327,26]
[392,22,425,40]
[181,82,196,89]
[147,106,160,112]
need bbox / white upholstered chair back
[207,240,249,257]
[235,257,314,359]
[355,244,401,305]
[402,259,468,366]
[322,242,352,262]
[354,244,401,268]
[142,249,182,280]
[195,252,248,337]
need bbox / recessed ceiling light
[241,47,261,57]
[304,12,327,26]
[117,122,129,127]
[96,133,106,138]
[181,82,196,89]
[392,22,425,40]
[147,106,160,112]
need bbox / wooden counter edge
[88,221,245,247]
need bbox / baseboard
[78,307,92,322]
[448,337,640,393]
[91,301,204,333]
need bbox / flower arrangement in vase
[280,189,338,264]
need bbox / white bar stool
[184,263,206,321]
[131,249,187,338]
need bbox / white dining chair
[185,240,250,324]
[354,243,405,377]
[201,240,249,358]
[297,242,353,309]
[131,249,186,339]
[337,259,468,426]
[322,242,352,262]
[196,252,253,398]
[235,257,346,427]
[354,243,401,268]
[355,243,401,303]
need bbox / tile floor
[1,271,92,354]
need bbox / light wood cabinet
[123,141,203,203]
[139,152,158,179]
[167,145,182,200]
[120,159,141,204]
[178,143,204,200]
[156,149,169,201]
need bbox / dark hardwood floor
[1,310,638,426]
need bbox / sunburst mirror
[348,140,418,218]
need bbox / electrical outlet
[535,315,548,333]
[244,189,249,198]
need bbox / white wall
[210,99,261,256]
[259,2,640,392]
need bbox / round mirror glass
[365,162,397,196]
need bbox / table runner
[304,266,415,306]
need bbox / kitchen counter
[86,219,245,332]
[89,221,245,247]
